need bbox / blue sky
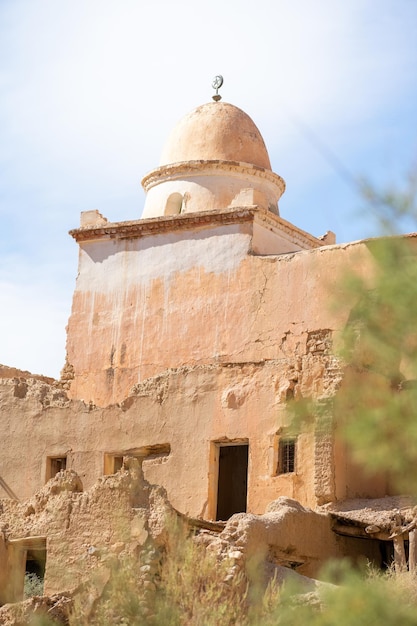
[0,0,416,377]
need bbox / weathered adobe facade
[0,98,412,605]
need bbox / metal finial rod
[212,75,223,101]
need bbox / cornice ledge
[254,211,323,249]
[141,160,285,194]
[69,207,260,242]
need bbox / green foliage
[286,173,417,496]
[24,572,44,598]
[333,178,417,493]
[335,236,417,492]
[273,568,417,626]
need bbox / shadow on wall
[0,477,19,501]
[80,221,251,264]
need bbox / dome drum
[141,160,285,218]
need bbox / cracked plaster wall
[0,231,393,524]
[0,466,382,606]
[0,354,389,518]
[65,228,374,407]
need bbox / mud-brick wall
[0,468,153,600]
[65,226,375,407]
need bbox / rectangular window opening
[278,438,296,474]
[46,456,67,482]
[104,444,171,475]
[113,456,124,473]
[104,454,126,475]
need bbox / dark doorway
[26,548,46,579]
[24,544,46,598]
[216,444,248,521]
[379,540,395,570]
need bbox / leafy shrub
[24,572,44,598]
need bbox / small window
[164,193,183,216]
[104,453,140,474]
[46,456,67,482]
[113,456,124,473]
[104,454,125,475]
[278,438,296,474]
[104,445,171,475]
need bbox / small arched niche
[164,192,183,216]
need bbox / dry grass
[69,519,248,625]
[24,536,417,625]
